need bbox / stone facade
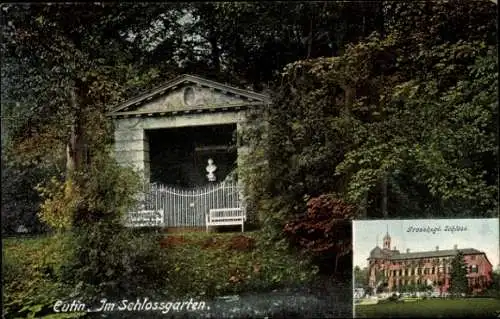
[107,74,270,184]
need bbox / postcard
[353,218,500,318]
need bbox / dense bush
[378,294,404,304]
[1,159,53,235]
[61,223,169,302]
[283,194,355,274]
[2,235,76,318]
[35,150,142,231]
[72,151,142,226]
[52,151,168,301]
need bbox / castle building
[367,231,493,294]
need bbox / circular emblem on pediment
[183,86,195,106]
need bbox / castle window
[431,267,435,275]
[471,265,478,273]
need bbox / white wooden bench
[206,208,246,232]
[125,209,164,227]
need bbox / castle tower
[383,226,391,250]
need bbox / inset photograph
[353,218,500,318]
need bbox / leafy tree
[1,3,180,229]
[172,2,386,90]
[354,266,369,288]
[1,2,390,231]
[483,267,500,297]
[450,251,469,296]
[337,43,498,218]
[255,0,497,227]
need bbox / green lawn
[3,230,318,318]
[355,298,500,318]
[3,230,316,298]
[157,230,316,297]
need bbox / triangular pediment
[108,74,270,117]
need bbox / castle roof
[368,247,484,261]
[390,248,482,260]
[369,246,383,258]
[369,246,400,259]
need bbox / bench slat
[206,207,246,232]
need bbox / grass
[3,233,77,319]
[355,298,500,318]
[3,229,316,298]
[158,230,316,297]
[3,229,319,318]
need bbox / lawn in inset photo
[355,297,500,318]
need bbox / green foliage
[450,251,469,296]
[34,150,141,230]
[159,231,317,298]
[172,2,386,87]
[1,4,169,234]
[1,161,52,234]
[263,32,398,224]
[398,284,433,293]
[72,151,142,226]
[338,44,498,217]
[354,266,369,288]
[52,151,152,300]
[36,178,81,231]
[267,6,497,220]
[383,0,497,46]
[480,269,500,298]
[237,108,271,226]
[61,224,169,301]
[2,234,77,318]
[3,231,317,316]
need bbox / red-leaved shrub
[283,194,355,274]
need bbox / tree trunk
[306,18,313,59]
[362,189,368,218]
[208,30,221,73]
[341,85,355,115]
[66,88,86,180]
[382,171,388,218]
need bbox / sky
[353,218,499,269]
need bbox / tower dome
[370,246,383,258]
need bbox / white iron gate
[129,181,243,228]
